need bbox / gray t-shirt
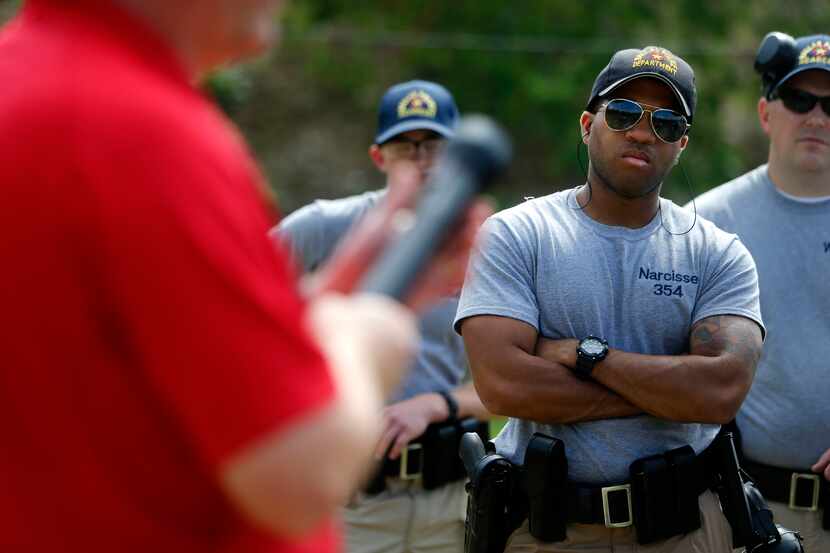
[455,189,764,484]
[275,189,468,403]
[692,165,830,470]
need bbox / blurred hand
[812,447,830,481]
[306,293,418,397]
[405,198,494,312]
[304,166,422,298]
[222,293,419,536]
[307,162,494,314]
[373,393,449,461]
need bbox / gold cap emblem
[397,90,438,119]
[799,40,830,66]
[632,47,678,75]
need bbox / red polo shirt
[0,1,338,551]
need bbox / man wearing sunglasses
[693,32,830,552]
[457,46,765,552]
[275,80,491,553]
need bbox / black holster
[725,421,826,532]
[711,432,782,550]
[422,417,490,490]
[460,433,524,553]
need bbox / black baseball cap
[776,34,830,90]
[586,46,697,122]
[374,80,459,145]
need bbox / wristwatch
[573,336,609,380]
[437,390,458,422]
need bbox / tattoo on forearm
[690,315,762,369]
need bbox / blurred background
[2,1,829,213]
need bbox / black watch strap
[574,355,596,380]
[437,390,459,422]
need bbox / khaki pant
[767,500,827,552]
[343,478,467,553]
[505,490,733,552]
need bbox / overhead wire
[282,27,760,58]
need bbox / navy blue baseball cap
[776,35,830,90]
[374,80,459,145]
[586,46,697,122]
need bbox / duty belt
[365,417,490,494]
[564,462,711,528]
[566,482,637,528]
[511,436,718,546]
[380,442,425,480]
[744,460,828,512]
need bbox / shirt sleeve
[692,235,766,338]
[86,110,335,468]
[454,215,540,334]
[273,202,327,273]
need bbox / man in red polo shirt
[0,1,483,552]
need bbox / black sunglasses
[772,86,830,117]
[601,98,690,143]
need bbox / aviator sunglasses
[771,85,830,117]
[601,98,690,143]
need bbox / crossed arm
[460,314,763,425]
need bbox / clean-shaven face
[763,70,830,175]
[586,78,688,198]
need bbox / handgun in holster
[423,418,489,490]
[712,432,804,552]
[460,432,522,553]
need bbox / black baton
[358,115,511,300]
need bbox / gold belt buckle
[602,483,633,528]
[399,443,423,480]
[789,472,821,511]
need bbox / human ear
[758,97,772,136]
[579,112,594,144]
[369,144,386,172]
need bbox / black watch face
[580,338,605,356]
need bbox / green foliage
[204,68,253,118]
[0,0,21,21]
[244,1,830,211]
[490,416,508,437]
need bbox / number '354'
[653,284,683,297]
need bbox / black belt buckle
[399,443,423,480]
[789,472,821,511]
[602,484,633,528]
